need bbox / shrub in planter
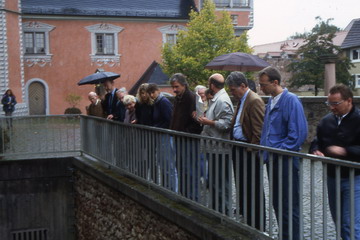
[64,93,82,114]
[64,107,82,114]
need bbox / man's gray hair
[117,87,127,94]
[225,71,248,87]
[169,73,188,88]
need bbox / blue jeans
[266,155,300,240]
[328,175,360,240]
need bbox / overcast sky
[247,0,359,47]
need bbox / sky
[247,0,359,47]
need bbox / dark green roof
[22,0,196,19]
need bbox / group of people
[86,66,359,240]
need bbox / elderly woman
[135,83,153,126]
[122,95,137,124]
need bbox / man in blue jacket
[259,66,307,240]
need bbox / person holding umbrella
[102,79,118,120]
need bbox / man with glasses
[311,84,360,240]
[259,66,307,240]
[226,71,265,230]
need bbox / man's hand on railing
[312,150,325,157]
[107,114,114,120]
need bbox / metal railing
[0,115,81,158]
[2,115,360,240]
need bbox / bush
[64,107,82,114]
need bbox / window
[351,49,360,61]
[215,0,230,7]
[24,32,45,54]
[158,25,187,46]
[231,15,238,25]
[22,22,55,67]
[96,33,114,55]
[355,74,360,88]
[214,0,249,8]
[166,34,177,46]
[86,23,124,67]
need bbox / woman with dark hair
[135,83,154,126]
[1,89,17,116]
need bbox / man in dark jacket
[102,80,118,119]
[146,84,172,129]
[311,84,360,240]
[147,83,177,191]
[169,73,202,200]
[169,73,202,134]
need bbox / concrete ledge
[73,156,272,240]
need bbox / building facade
[1,0,254,115]
[342,19,360,92]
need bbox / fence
[1,115,360,240]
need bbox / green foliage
[287,17,352,96]
[161,0,251,87]
[65,93,82,108]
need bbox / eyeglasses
[325,100,344,106]
[258,83,271,87]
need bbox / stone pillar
[320,55,337,96]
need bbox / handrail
[1,115,359,239]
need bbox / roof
[253,31,348,56]
[128,61,169,95]
[22,0,196,19]
[341,19,360,49]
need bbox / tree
[287,17,352,96]
[161,0,251,87]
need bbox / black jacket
[170,88,202,134]
[103,88,118,115]
[311,106,360,177]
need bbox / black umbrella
[78,72,120,85]
[205,52,270,72]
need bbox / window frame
[351,48,360,62]
[86,23,124,67]
[158,24,187,46]
[214,0,250,8]
[22,22,55,67]
[355,74,360,88]
[24,32,46,55]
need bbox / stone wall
[74,170,198,240]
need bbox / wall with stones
[74,170,198,240]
